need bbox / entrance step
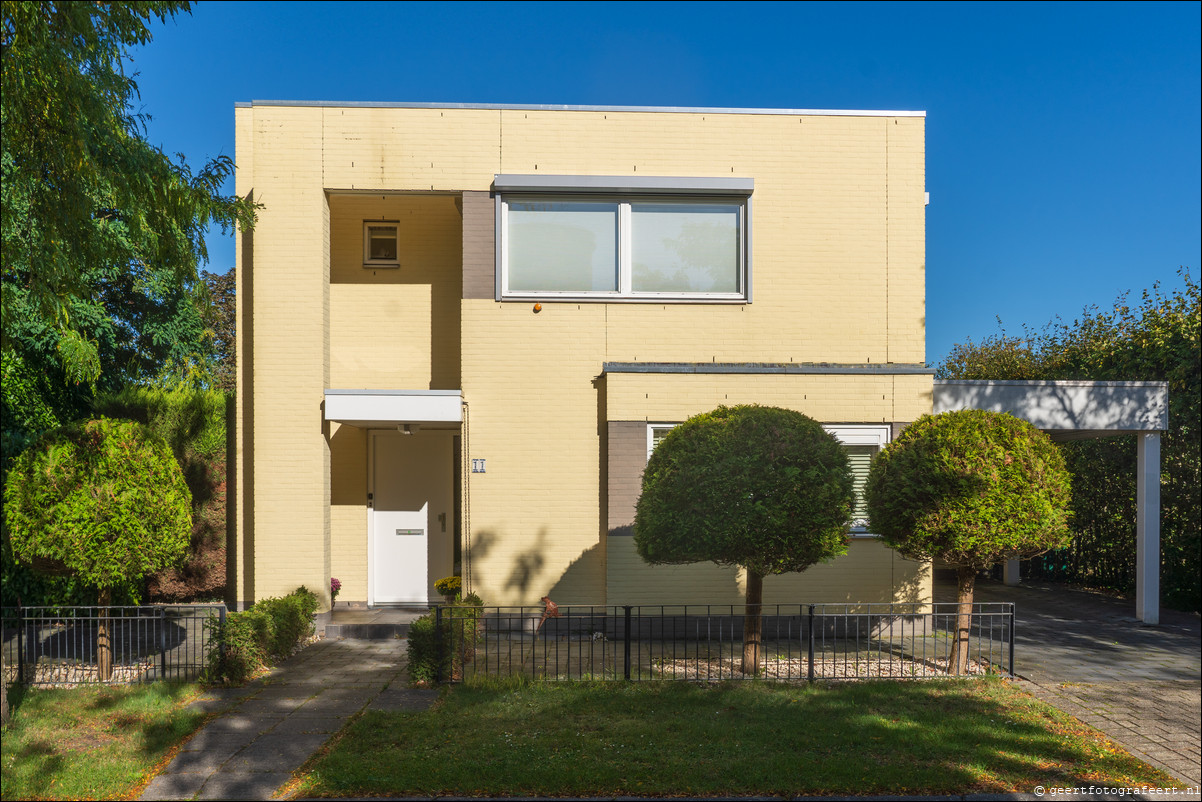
[324,608,428,640]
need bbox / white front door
[370,432,434,605]
[373,506,428,605]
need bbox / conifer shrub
[866,410,1071,673]
[635,405,854,674]
[4,418,192,598]
[406,612,448,687]
[4,417,193,678]
[93,388,229,602]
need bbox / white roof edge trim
[242,99,926,118]
[934,379,1169,388]
[325,389,462,396]
[494,175,754,194]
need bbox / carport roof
[933,379,1168,440]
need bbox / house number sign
[471,458,486,473]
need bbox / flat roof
[235,99,925,118]
[604,362,934,375]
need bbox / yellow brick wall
[237,103,927,610]
[606,538,930,606]
[239,105,334,606]
[233,105,253,608]
[329,422,367,602]
[605,373,933,424]
[321,107,498,191]
[327,194,462,390]
[461,301,609,605]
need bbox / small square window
[363,222,399,266]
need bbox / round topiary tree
[865,410,1071,674]
[634,405,855,674]
[4,418,193,679]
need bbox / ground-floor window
[646,422,890,534]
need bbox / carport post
[1136,432,1160,625]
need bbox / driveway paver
[952,578,1201,788]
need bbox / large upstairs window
[496,175,752,302]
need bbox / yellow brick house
[231,100,933,612]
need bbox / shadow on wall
[893,555,932,605]
[546,541,603,605]
[933,381,1167,438]
[468,528,604,605]
[467,530,929,607]
[328,424,366,506]
[506,528,547,597]
[606,523,748,607]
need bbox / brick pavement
[961,578,1201,788]
[139,639,436,801]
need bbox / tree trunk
[97,587,113,682]
[741,570,764,676]
[1,638,9,725]
[949,566,976,676]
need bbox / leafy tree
[865,410,1072,674]
[937,269,1200,611]
[4,418,192,677]
[1,1,257,384]
[202,268,236,392]
[1,5,242,608]
[634,405,854,674]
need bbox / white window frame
[499,194,749,302]
[645,422,890,536]
[824,425,891,535]
[647,423,679,461]
[363,221,399,267]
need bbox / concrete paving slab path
[140,639,437,801]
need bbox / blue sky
[129,1,1200,366]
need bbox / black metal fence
[435,602,1014,683]
[1,605,225,686]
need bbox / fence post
[623,606,632,681]
[217,606,227,670]
[159,607,168,681]
[434,606,443,684]
[807,605,815,683]
[16,604,24,685]
[1008,603,1015,678]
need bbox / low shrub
[205,586,318,684]
[407,591,483,686]
[406,612,448,687]
[255,586,320,657]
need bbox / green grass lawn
[294,678,1182,798]
[1,682,207,801]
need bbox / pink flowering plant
[330,577,341,605]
